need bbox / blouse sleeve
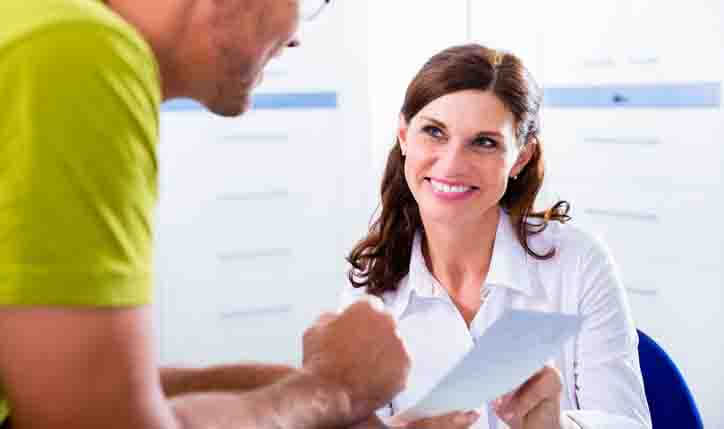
[569,236,652,428]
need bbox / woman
[342,44,652,429]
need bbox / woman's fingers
[395,410,481,428]
[494,365,563,428]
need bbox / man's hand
[493,365,563,429]
[302,297,410,422]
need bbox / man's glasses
[300,0,331,22]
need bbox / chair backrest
[637,329,704,429]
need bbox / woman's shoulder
[524,218,623,306]
[526,218,615,268]
[338,276,411,316]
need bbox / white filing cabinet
[156,106,347,366]
[540,1,724,426]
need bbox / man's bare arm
[0,307,351,429]
[160,364,296,398]
[0,300,409,429]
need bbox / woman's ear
[511,138,536,178]
[398,113,409,155]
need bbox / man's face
[202,0,300,116]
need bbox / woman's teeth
[430,179,473,193]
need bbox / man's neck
[106,0,195,99]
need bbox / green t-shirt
[0,0,161,422]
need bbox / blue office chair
[637,329,704,429]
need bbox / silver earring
[401,148,406,157]
[511,174,518,180]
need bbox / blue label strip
[544,82,721,108]
[162,91,338,111]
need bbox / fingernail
[455,411,480,424]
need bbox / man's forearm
[170,370,354,429]
[161,364,296,398]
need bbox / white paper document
[396,309,583,421]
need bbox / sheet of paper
[396,309,582,421]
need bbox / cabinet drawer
[550,183,723,278]
[542,109,724,187]
[541,0,724,86]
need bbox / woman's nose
[435,140,469,173]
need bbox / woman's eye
[472,137,497,148]
[422,125,444,139]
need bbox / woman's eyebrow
[418,116,447,130]
[474,130,504,138]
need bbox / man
[0,1,412,428]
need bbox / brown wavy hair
[347,44,571,296]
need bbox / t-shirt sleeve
[0,20,161,306]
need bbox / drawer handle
[628,56,660,65]
[626,287,658,296]
[217,134,288,144]
[584,208,659,222]
[612,93,629,104]
[583,57,615,68]
[217,189,289,201]
[582,137,661,145]
[220,304,294,320]
[217,248,293,262]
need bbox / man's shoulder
[0,0,161,113]
[0,0,155,70]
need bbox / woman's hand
[493,365,563,429]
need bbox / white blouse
[340,210,652,429]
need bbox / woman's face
[398,89,532,229]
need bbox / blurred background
[156,1,723,426]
